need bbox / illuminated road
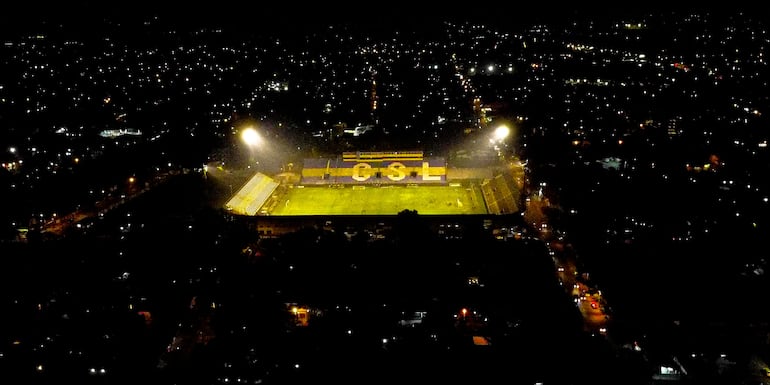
[551,239,609,334]
[41,171,174,238]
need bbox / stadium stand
[225,172,279,215]
[481,172,519,215]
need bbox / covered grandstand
[225,172,280,215]
[480,172,520,215]
[301,151,446,185]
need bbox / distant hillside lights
[1,161,21,172]
[99,128,142,138]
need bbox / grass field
[269,184,488,216]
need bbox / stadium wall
[301,157,447,185]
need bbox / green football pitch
[268,184,488,216]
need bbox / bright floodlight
[494,124,510,141]
[241,127,261,146]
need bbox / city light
[3,10,768,384]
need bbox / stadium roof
[225,172,279,216]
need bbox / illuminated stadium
[225,151,522,218]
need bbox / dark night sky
[3,1,763,37]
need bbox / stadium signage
[352,161,441,182]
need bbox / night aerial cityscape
[2,4,770,384]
